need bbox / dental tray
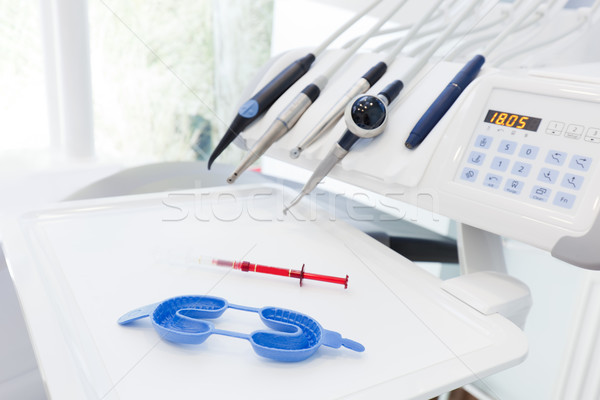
[118,295,364,362]
[2,184,526,399]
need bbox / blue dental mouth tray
[118,295,365,362]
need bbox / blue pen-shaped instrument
[404,54,485,149]
[405,0,548,149]
[206,0,382,169]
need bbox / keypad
[483,173,502,188]
[585,128,600,143]
[498,140,518,155]
[468,151,486,166]
[545,150,566,166]
[553,192,576,209]
[538,168,559,184]
[490,156,510,171]
[561,173,584,191]
[475,135,493,149]
[530,186,551,203]
[460,167,478,182]
[565,124,585,139]
[569,155,591,171]
[511,162,531,177]
[458,122,594,212]
[519,145,539,159]
[504,178,524,195]
[546,121,564,135]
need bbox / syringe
[200,256,349,288]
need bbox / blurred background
[1,1,599,399]
[0,0,275,164]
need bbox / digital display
[484,109,542,132]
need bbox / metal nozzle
[283,143,348,214]
[227,148,261,184]
[283,192,307,215]
[230,92,315,182]
[227,118,289,183]
[289,147,302,159]
[226,172,238,184]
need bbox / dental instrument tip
[226,173,238,184]
[290,147,302,159]
[283,193,305,214]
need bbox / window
[89,0,274,163]
[0,1,47,152]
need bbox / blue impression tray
[118,295,365,362]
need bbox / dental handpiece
[283,80,403,214]
[206,0,382,169]
[227,0,409,184]
[290,0,446,159]
[227,83,321,183]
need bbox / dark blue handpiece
[405,54,486,149]
[361,61,388,86]
[337,129,361,151]
[208,53,316,169]
[378,80,403,105]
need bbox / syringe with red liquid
[200,256,348,289]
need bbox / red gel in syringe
[202,257,348,288]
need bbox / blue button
[511,162,532,177]
[498,140,517,155]
[561,173,584,191]
[504,178,524,195]
[519,145,539,159]
[538,168,559,184]
[545,150,567,166]
[468,151,486,166]
[569,155,592,171]
[474,135,493,149]
[238,99,259,118]
[483,173,502,188]
[490,156,510,172]
[460,167,478,182]
[553,192,576,209]
[530,186,551,202]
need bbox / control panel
[427,73,600,267]
[452,87,600,219]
